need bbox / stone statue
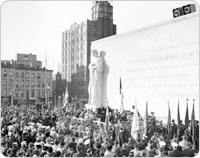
[100,51,109,107]
[88,50,99,107]
[88,50,109,109]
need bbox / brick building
[1,53,53,105]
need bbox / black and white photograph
[1,0,199,157]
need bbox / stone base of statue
[85,104,96,112]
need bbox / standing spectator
[172,120,178,138]
[104,143,115,157]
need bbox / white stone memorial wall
[91,13,199,121]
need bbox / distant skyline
[1,1,199,73]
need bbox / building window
[9,71,13,77]
[47,74,51,79]
[37,89,40,97]
[21,72,24,78]
[21,81,24,86]
[31,89,34,97]
[31,73,35,78]
[15,91,18,98]
[26,81,29,87]
[21,90,24,97]
[26,73,30,78]
[37,81,40,87]
[31,81,35,87]
[47,81,50,87]
[15,72,19,78]
[42,89,45,97]
[3,71,7,77]
[26,89,29,98]
[3,79,7,85]
[37,73,41,79]
[8,89,12,95]
[3,89,7,96]
[9,79,12,86]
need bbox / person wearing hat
[179,134,192,150]
[104,143,115,157]
[146,143,156,157]
[25,142,35,157]
[172,119,178,138]
[72,144,87,157]
[10,142,19,156]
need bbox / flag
[131,106,140,140]
[177,100,181,136]
[105,105,110,133]
[143,101,148,137]
[62,84,69,109]
[185,99,189,129]
[115,120,120,142]
[191,99,195,149]
[167,102,172,139]
[119,77,124,113]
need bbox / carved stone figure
[88,50,109,109]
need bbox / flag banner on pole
[119,77,124,113]
[191,99,195,149]
[115,120,120,142]
[143,101,148,137]
[167,102,172,139]
[185,98,189,129]
[131,106,140,140]
[62,84,69,109]
[177,100,181,136]
[105,105,110,133]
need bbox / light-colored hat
[159,141,166,146]
[78,138,84,144]
[84,139,90,145]
[171,142,178,147]
[51,127,56,131]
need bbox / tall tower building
[62,1,116,100]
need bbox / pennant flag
[167,102,172,139]
[191,99,195,149]
[105,104,110,133]
[177,100,181,136]
[143,101,148,137]
[185,98,189,129]
[115,120,121,142]
[119,77,124,113]
[62,84,69,109]
[131,106,140,140]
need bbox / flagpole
[105,98,109,135]
[167,101,172,140]
[144,100,148,137]
[191,99,195,150]
[131,100,140,140]
[119,77,124,113]
[177,99,180,142]
[185,98,189,129]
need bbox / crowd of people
[1,102,199,157]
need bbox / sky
[1,0,199,73]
